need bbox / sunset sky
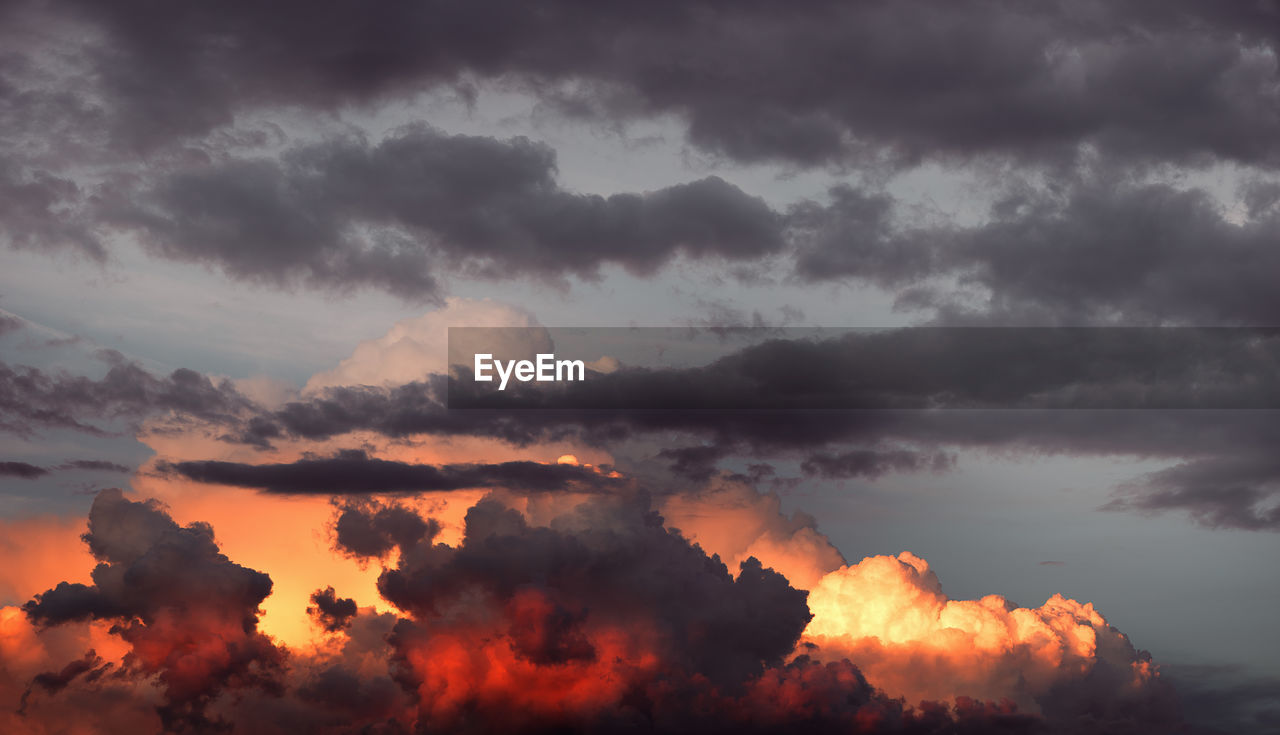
[2,2,1280,733]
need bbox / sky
[1,1,1279,733]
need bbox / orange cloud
[803,552,1159,708]
[659,477,845,590]
[0,517,94,605]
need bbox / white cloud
[304,297,551,392]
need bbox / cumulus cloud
[332,500,440,560]
[307,587,358,633]
[23,489,285,731]
[659,476,846,591]
[802,552,1179,727]
[306,297,550,392]
[332,493,1040,733]
[4,482,1189,733]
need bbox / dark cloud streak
[163,449,626,496]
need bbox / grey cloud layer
[4,0,1280,323]
[9,0,1280,168]
[0,354,251,436]
[6,329,1274,531]
[73,131,1280,321]
[788,178,1280,325]
[110,127,781,298]
[236,329,1280,531]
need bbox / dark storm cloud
[308,587,358,633]
[163,449,626,495]
[333,500,439,559]
[331,493,1170,733]
[0,353,253,436]
[23,488,284,731]
[109,126,781,299]
[368,495,814,688]
[8,0,1280,170]
[293,664,405,727]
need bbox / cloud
[18,650,111,714]
[0,460,48,479]
[9,0,1280,171]
[0,311,25,337]
[800,448,955,480]
[6,484,1190,733]
[1162,665,1280,735]
[332,500,439,559]
[802,552,1180,729]
[369,493,813,684]
[305,297,550,392]
[0,516,96,606]
[782,176,1280,325]
[307,587,357,633]
[0,353,254,437]
[214,328,1280,532]
[160,449,627,495]
[658,476,846,591]
[5,0,1280,330]
[0,158,102,259]
[1103,456,1280,531]
[55,459,132,473]
[447,328,1280,410]
[0,459,131,479]
[23,488,285,731]
[913,180,1280,326]
[107,126,782,301]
